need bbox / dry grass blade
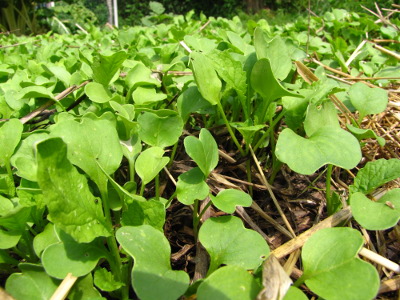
[250,146,296,238]
[272,207,352,259]
[49,273,78,300]
[379,276,400,294]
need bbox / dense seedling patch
[0,4,399,300]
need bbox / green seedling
[296,227,380,300]
[198,216,270,275]
[116,225,190,300]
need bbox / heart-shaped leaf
[199,216,270,274]
[351,189,400,230]
[138,111,183,148]
[0,119,23,167]
[176,167,209,205]
[283,287,308,300]
[33,223,59,257]
[50,112,123,191]
[251,58,300,103]
[135,147,169,185]
[211,189,252,214]
[116,225,190,300]
[37,138,111,243]
[197,265,260,300]
[85,82,112,103]
[254,28,292,80]
[276,127,361,175]
[300,227,379,300]
[5,263,59,300]
[92,51,127,86]
[184,128,218,177]
[190,52,221,106]
[349,82,388,119]
[349,158,400,195]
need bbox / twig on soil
[50,273,78,300]
[271,207,352,259]
[359,248,400,274]
[250,146,296,238]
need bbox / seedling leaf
[190,52,221,106]
[197,265,260,300]
[0,119,23,167]
[92,51,127,86]
[184,128,218,177]
[42,238,105,279]
[121,199,165,231]
[116,225,190,300]
[85,82,112,103]
[199,216,269,274]
[5,264,59,300]
[37,138,111,243]
[50,112,123,190]
[94,267,124,292]
[211,189,252,214]
[135,147,169,185]
[351,190,400,230]
[301,227,379,300]
[349,158,400,194]
[276,127,361,175]
[349,82,388,119]
[138,111,183,148]
[251,58,300,103]
[176,167,209,205]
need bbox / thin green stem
[246,160,253,197]
[100,186,128,299]
[217,102,245,156]
[5,159,15,196]
[155,174,160,199]
[129,159,135,182]
[193,200,200,240]
[325,164,333,214]
[198,198,213,220]
[168,142,179,168]
[253,110,285,153]
[139,182,146,197]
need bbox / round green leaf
[5,264,59,300]
[176,167,209,205]
[42,240,104,279]
[301,227,379,300]
[116,225,190,300]
[351,189,400,230]
[199,216,269,274]
[135,147,169,185]
[349,82,388,119]
[184,128,219,177]
[132,87,167,105]
[85,82,112,103]
[197,265,260,300]
[276,127,361,175]
[138,112,183,148]
[211,189,252,214]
